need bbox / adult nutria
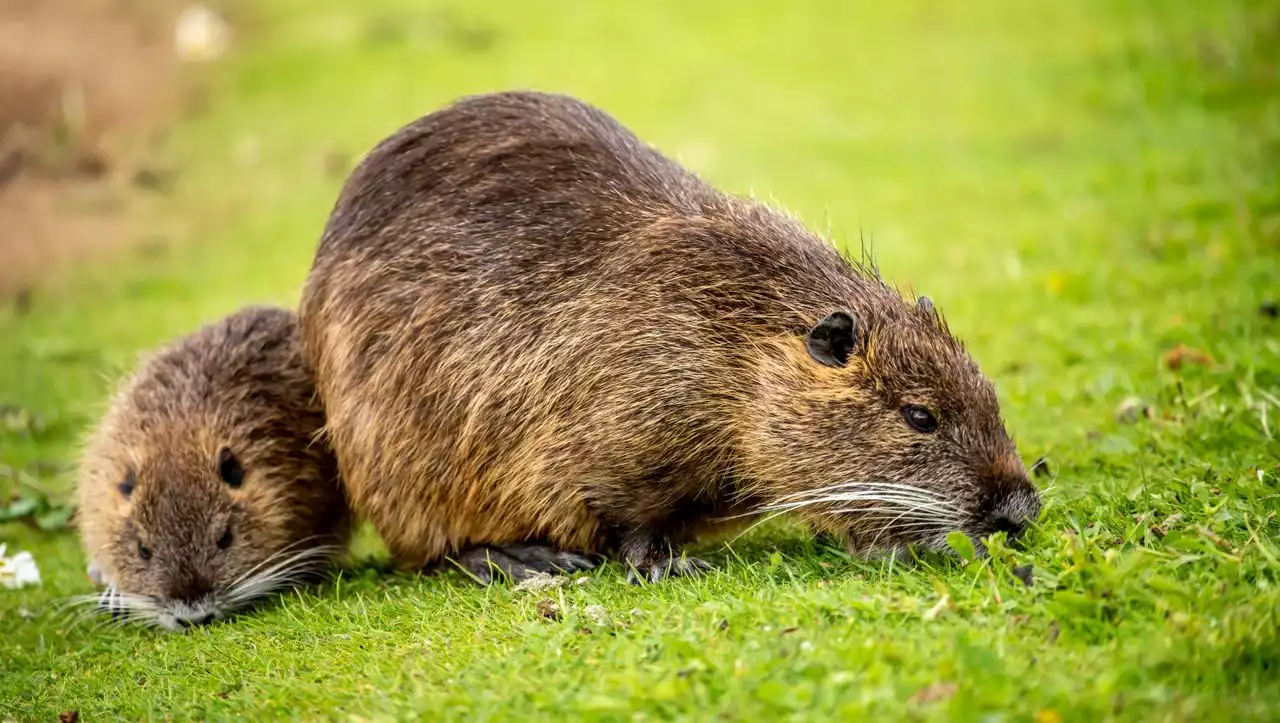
[74,306,351,630]
[299,90,1040,584]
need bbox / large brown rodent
[299,90,1041,584]
[75,306,351,630]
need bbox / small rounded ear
[218,448,245,488]
[918,296,935,318]
[806,311,857,367]
[118,469,136,499]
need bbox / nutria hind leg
[618,528,713,585]
[456,544,599,585]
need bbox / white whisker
[231,544,334,589]
[830,510,960,527]
[866,503,943,550]
[764,484,958,506]
[227,535,332,589]
[769,480,953,505]
[57,585,164,629]
[757,493,960,517]
[222,545,338,608]
[826,486,960,506]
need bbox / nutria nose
[990,514,1028,540]
[981,478,1040,542]
[977,470,1039,545]
[177,612,216,628]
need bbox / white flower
[175,4,231,62]
[0,543,41,589]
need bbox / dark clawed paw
[457,544,599,585]
[626,556,713,585]
[501,544,600,575]
[457,547,524,585]
[469,563,495,586]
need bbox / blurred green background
[1,0,1278,720]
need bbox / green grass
[3,0,1280,719]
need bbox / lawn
[3,0,1279,720]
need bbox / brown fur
[299,91,1040,580]
[76,306,351,625]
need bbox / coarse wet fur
[299,90,1041,584]
[74,306,352,630]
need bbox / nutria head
[75,307,351,631]
[744,292,1041,557]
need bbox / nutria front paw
[625,555,713,585]
[457,544,598,585]
[618,528,713,584]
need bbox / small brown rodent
[299,90,1040,584]
[75,306,351,630]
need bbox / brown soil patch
[0,0,184,298]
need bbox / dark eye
[138,541,152,561]
[902,405,939,433]
[218,448,245,488]
[118,470,136,498]
[217,527,233,550]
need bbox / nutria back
[300,90,1039,581]
[76,306,351,629]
